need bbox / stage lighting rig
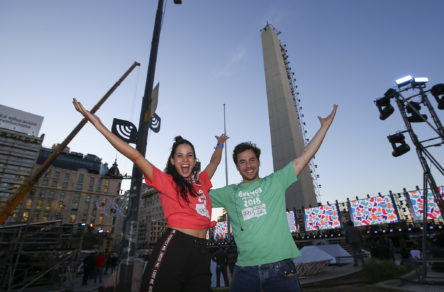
[396,75,413,89]
[406,101,428,123]
[375,74,444,281]
[374,88,398,120]
[387,132,410,157]
[431,83,444,110]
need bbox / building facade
[0,105,44,220]
[261,24,318,210]
[0,128,43,214]
[137,184,166,249]
[10,146,122,250]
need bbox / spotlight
[406,101,428,123]
[387,132,410,157]
[375,96,394,120]
[396,75,413,88]
[431,83,444,110]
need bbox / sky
[1,0,443,220]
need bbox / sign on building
[0,104,44,136]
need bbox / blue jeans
[230,259,301,292]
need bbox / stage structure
[374,75,444,282]
[261,24,319,210]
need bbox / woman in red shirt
[73,99,228,292]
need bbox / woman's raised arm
[73,98,153,181]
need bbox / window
[22,211,29,221]
[71,202,79,211]
[59,192,65,200]
[54,171,60,179]
[76,184,83,190]
[78,174,84,183]
[64,173,70,180]
[45,201,52,211]
[36,200,43,209]
[51,180,57,187]
[84,204,89,211]
[85,195,91,202]
[48,191,55,199]
[69,214,76,223]
[73,193,81,201]
[42,179,49,186]
[62,182,68,188]
[88,185,93,191]
[89,177,95,184]
[99,214,104,225]
[39,190,46,197]
[25,199,32,209]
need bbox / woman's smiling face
[170,143,196,178]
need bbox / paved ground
[15,261,444,292]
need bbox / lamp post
[117,0,182,291]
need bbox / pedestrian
[210,105,337,292]
[73,99,229,292]
[95,252,105,283]
[226,244,238,280]
[82,253,95,286]
[212,246,228,287]
[344,221,364,266]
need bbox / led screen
[286,210,298,232]
[350,195,398,226]
[407,188,442,221]
[213,221,233,240]
[304,204,341,231]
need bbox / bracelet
[216,143,224,148]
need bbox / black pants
[215,264,228,287]
[140,228,212,292]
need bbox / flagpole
[223,104,228,185]
[224,104,231,242]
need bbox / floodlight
[406,101,428,123]
[412,77,428,88]
[431,83,444,110]
[387,132,410,157]
[396,75,413,88]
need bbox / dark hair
[165,136,198,203]
[232,142,261,165]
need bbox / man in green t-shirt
[210,105,337,292]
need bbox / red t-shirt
[144,166,216,229]
[96,255,105,268]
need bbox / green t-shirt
[210,162,301,266]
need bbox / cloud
[214,47,247,77]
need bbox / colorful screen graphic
[350,195,398,226]
[304,204,341,231]
[213,221,233,240]
[286,211,298,232]
[407,188,442,221]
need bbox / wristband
[216,143,224,148]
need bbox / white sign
[0,105,44,136]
